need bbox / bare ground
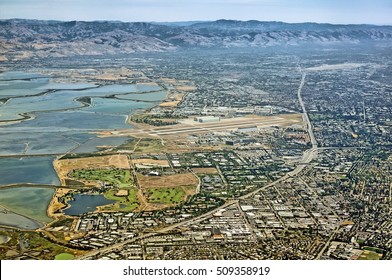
[192,167,219,174]
[137,173,199,189]
[132,158,170,167]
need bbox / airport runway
[119,116,301,138]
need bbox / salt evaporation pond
[0,187,54,223]
[0,156,60,186]
[0,206,43,230]
[0,72,167,229]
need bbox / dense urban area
[0,20,391,260]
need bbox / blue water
[0,84,156,122]
[0,71,48,81]
[0,88,48,98]
[0,156,60,186]
[84,97,152,115]
[0,72,166,229]
[0,91,86,121]
[0,78,50,91]
[7,111,130,130]
[64,194,115,216]
[0,71,167,192]
[0,131,91,155]
[0,206,43,230]
[71,136,130,153]
[38,83,98,90]
[0,187,54,223]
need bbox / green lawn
[358,250,382,260]
[55,253,74,260]
[147,187,185,204]
[102,188,139,211]
[70,169,133,188]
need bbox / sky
[0,0,391,25]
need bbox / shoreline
[46,187,73,220]
[49,159,79,220]
[3,73,193,229]
[49,154,131,219]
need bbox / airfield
[106,114,303,139]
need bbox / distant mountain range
[1,19,392,60]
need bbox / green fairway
[358,250,382,260]
[55,253,74,260]
[70,169,133,188]
[147,187,185,204]
[102,188,139,211]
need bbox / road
[77,150,317,260]
[77,199,237,259]
[316,225,340,259]
[297,72,318,149]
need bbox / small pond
[64,194,115,216]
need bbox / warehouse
[194,116,221,123]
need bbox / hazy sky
[0,0,391,25]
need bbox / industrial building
[194,116,221,123]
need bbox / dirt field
[192,167,219,174]
[157,78,191,108]
[159,101,181,107]
[159,93,184,108]
[175,85,196,91]
[47,188,72,219]
[115,189,129,196]
[41,67,146,83]
[137,172,198,189]
[54,154,130,185]
[132,158,170,167]
[160,78,176,83]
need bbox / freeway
[297,72,318,149]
